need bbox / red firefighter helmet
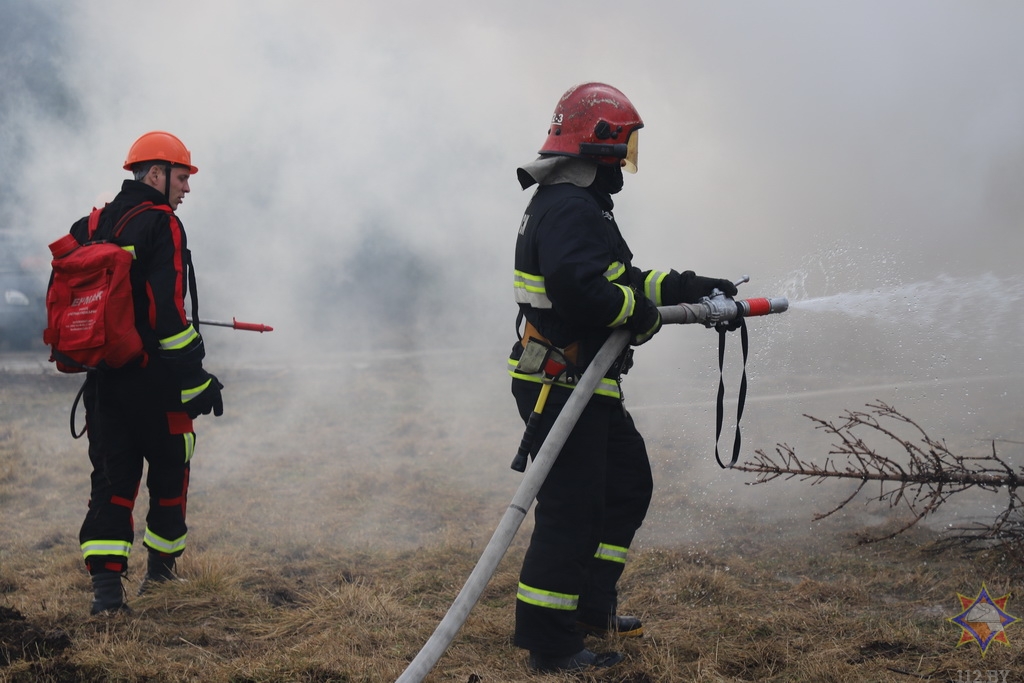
[539,82,643,172]
[122,131,198,174]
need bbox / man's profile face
[147,165,191,209]
[164,166,191,210]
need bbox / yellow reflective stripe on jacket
[513,270,551,308]
[122,245,137,260]
[515,262,631,316]
[604,261,626,282]
[516,582,579,611]
[604,261,633,326]
[644,270,669,306]
[508,358,621,400]
[181,378,211,404]
[608,283,634,328]
[159,324,199,351]
[594,542,629,564]
[81,539,132,559]
[143,527,187,555]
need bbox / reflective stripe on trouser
[516,583,578,610]
[511,378,653,655]
[183,432,196,463]
[594,543,628,564]
[143,528,187,555]
[79,369,194,572]
[81,539,132,561]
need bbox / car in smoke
[0,230,48,350]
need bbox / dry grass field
[2,351,1022,682]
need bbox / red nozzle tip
[742,298,772,316]
[232,318,274,332]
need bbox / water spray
[395,278,787,683]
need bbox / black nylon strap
[186,249,200,334]
[87,201,157,242]
[70,379,87,439]
[714,317,749,468]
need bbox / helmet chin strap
[163,163,172,203]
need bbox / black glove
[182,372,224,419]
[625,295,662,346]
[678,271,738,302]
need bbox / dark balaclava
[592,163,624,195]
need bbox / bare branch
[736,402,1024,551]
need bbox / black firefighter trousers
[79,366,194,576]
[511,378,654,657]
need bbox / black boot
[577,614,644,638]
[527,648,623,673]
[137,552,177,596]
[90,572,130,615]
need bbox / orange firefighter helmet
[123,131,198,174]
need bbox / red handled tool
[510,354,567,472]
[188,317,274,332]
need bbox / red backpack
[44,202,170,373]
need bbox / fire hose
[394,280,787,683]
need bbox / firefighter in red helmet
[508,83,738,672]
[71,131,223,614]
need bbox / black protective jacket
[512,181,708,370]
[69,180,208,388]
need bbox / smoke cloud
[5,1,1023,541]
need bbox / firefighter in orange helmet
[122,131,198,209]
[508,84,738,672]
[72,131,223,614]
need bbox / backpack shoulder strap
[87,201,174,242]
[111,201,173,238]
[85,200,196,328]
[86,207,105,240]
